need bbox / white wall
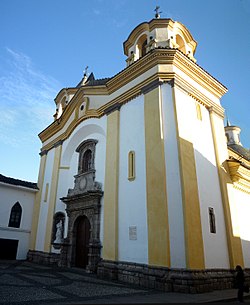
[53,117,107,246]
[0,182,36,259]
[161,83,186,268]
[232,187,250,267]
[192,101,229,268]
[118,95,148,264]
[174,86,229,268]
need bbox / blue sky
[0,0,249,182]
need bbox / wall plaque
[129,226,137,240]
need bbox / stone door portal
[75,216,90,268]
[60,139,103,272]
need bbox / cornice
[40,74,165,152]
[141,79,164,94]
[39,48,227,151]
[106,48,227,98]
[40,72,224,154]
[173,51,227,98]
[39,86,108,142]
[228,148,250,169]
[233,184,250,195]
[106,48,176,93]
[55,87,78,103]
[227,159,250,194]
[172,75,225,118]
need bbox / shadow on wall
[61,122,106,167]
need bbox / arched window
[141,39,147,57]
[76,139,98,175]
[8,202,22,228]
[176,34,186,54]
[82,149,92,172]
[137,34,148,58]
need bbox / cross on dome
[154,6,162,19]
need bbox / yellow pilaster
[209,108,244,268]
[29,152,47,250]
[44,142,62,252]
[102,109,120,260]
[172,84,205,269]
[144,84,170,267]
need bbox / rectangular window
[128,151,135,181]
[209,207,216,233]
[44,183,49,202]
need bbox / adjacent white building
[0,174,37,259]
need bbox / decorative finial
[225,110,231,127]
[84,66,89,77]
[154,6,162,19]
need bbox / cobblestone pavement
[0,260,162,305]
[1,260,250,304]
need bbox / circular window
[80,105,84,111]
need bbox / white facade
[118,95,148,263]
[27,18,250,287]
[0,180,37,259]
[162,83,186,268]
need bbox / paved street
[0,260,250,304]
[0,260,152,304]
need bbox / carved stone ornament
[60,138,103,272]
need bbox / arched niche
[176,34,186,54]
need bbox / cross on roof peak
[154,6,162,19]
[84,66,89,77]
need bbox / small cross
[84,66,89,76]
[154,6,162,19]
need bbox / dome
[123,18,197,66]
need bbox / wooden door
[75,216,90,268]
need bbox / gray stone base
[27,250,60,266]
[97,260,250,293]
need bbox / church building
[27,14,250,293]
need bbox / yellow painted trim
[196,102,202,121]
[44,144,62,252]
[227,160,250,193]
[102,110,120,260]
[179,138,205,269]
[144,86,170,267]
[39,48,227,146]
[40,71,224,156]
[29,153,47,250]
[209,109,244,268]
[172,85,205,269]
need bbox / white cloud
[0,48,61,147]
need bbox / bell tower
[124,16,197,66]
